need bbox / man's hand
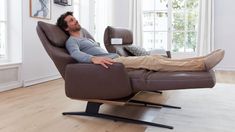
[91,56,115,68]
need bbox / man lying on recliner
[56,11,224,72]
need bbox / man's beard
[73,26,81,32]
[75,21,82,31]
[72,22,81,32]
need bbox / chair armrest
[65,63,132,100]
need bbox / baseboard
[23,74,62,87]
[215,66,235,71]
[0,81,23,92]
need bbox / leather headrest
[104,26,133,45]
[38,21,68,47]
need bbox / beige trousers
[113,55,206,72]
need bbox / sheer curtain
[94,0,113,49]
[74,0,112,49]
[129,0,143,47]
[197,0,214,56]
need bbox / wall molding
[0,81,23,92]
[0,74,62,92]
[215,66,235,71]
[0,63,22,92]
[23,74,62,87]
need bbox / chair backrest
[104,26,134,56]
[36,21,94,79]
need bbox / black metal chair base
[63,102,174,129]
[128,99,181,109]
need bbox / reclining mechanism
[63,102,175,129]
[63,91,181,129]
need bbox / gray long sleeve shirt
[66,36,119,63]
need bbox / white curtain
[77,0,92,32]
[197,0,214,56]
[129,0,143,47]
[76,0,112,49]
[94,0,113,49]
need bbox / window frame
[142,0,199,54]
[0,0,8,60]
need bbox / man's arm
[66,39,114,68]
[66,41,93,63]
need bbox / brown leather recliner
[37,21,216,129]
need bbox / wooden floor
[0,71,235,132]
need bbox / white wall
[214,0,235,71]
[22,2,73,86]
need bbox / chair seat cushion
[127,69,216,92]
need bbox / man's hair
[56,11,73,35]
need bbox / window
[142,0,199,53]
[0,0,7,59]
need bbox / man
[56,12,224,72]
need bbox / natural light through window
[0,0,7,59]
[142,0,199,53]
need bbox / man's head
[56,11,81,35]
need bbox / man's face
[64,15,81,32]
